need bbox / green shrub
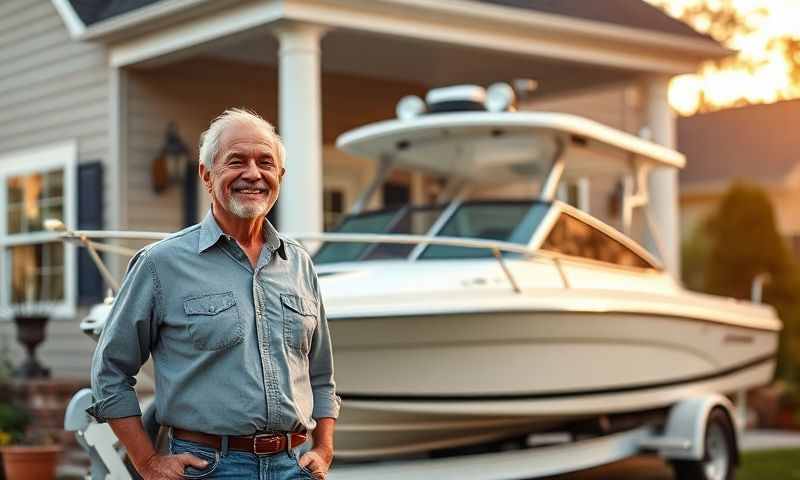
[0,402,30,446]
[700,182,800,381]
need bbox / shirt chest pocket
[183,292,244,351]
[281,293,318,354]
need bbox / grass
[739,448,800,479]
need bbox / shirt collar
[198,208,286,260]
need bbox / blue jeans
[170,437,316,479]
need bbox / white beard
[226,194,270,219]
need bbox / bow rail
[56,229,546,295]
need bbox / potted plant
[0,401,62,480]
[0,332,61,480]
[0,333,14,480]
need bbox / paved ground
[542,430,800,480]
[739,429,800,451]
[543,456,673,479]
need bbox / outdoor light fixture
[151,122,191,194]
[150,122,198,226]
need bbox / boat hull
[330,310,777,459]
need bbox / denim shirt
[87,211,341,435]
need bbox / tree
[646,0,800,114]
[702,183,800,380]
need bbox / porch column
[644,76,680,278]
[274,23,327,236]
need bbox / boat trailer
[65,393,741,480]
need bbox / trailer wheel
[671,408,736,480]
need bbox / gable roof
[678,99,800,186]
[68,0,714,43]
[475,0,713,42]
[67,0,163,26]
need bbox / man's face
[201,121,285,220]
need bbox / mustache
[231,181,269,190]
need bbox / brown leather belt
[173,428,307,456]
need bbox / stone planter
[0,445,62,480]
[12,315,50,379]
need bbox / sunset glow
[646,0,800,115]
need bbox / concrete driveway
[542,456,673,479]
[542,429,800,480]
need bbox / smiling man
[88,108,340,480]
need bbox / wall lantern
[151,122,197,226]
[152,122,190,194]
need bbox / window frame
[0,141,78,320]
[532,201,662,272]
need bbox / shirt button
[209,306,217,313]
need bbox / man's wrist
[311,444,334,464]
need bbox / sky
[645,0,800,115]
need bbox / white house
[0,0,726,378]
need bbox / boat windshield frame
[313,199,552,264]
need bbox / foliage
[681,223,710,292]
[699,182,800,380]
[0,402,30,447]
[648,0,761,44]
[646,0,800,114]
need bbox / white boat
[59,84,781,464]
[287,85,782,459]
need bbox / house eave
[376,0,732,60]
[55,0,729,74]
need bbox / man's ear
[199,162,213,192]
[279,167,286,183]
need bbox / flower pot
[0,445,61,480]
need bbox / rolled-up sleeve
[308,270,342,420]
[87,249,161,422]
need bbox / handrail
[61,230,539,294]
[62,230,538,256]
[286,232,537,257]
[292,233,536,295]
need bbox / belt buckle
[253,433,282,456]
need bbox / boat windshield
[313,200,551,264]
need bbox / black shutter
[77,162,104,305]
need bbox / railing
[54,228,571,295]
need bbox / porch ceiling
[206,28,634,97]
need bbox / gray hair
[199,108,285,170]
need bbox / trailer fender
[656,395,739,463]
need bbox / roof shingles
[68,0,164,26]
[678,99,800,185]
[475,0,713,41]
[70,0,712,43]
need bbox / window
[314,205,445,264]
[541,213,652,269]
[323,188,345,231]
[0,142,77,317]
[419,200,550,259]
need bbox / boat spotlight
[396,95,427,120]
[485,82,516,112]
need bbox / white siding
[0,0,110,379]
[522,83,645,228]
[123,57,424,234]
[522,83,642,133]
